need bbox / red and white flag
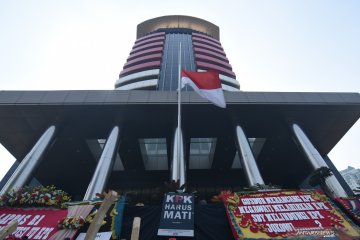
[181,70,226,108]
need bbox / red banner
[335,197,360,226]
[0,208,67,239]
[222,190,360,239]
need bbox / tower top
[137,15,220,40]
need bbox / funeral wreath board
[0,208,68,239]
[221,190,360,239]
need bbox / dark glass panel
[158,33,196,91]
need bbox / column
[84,126,121,200]
[235,125,265,186]
[292,123,347,197]
[0,125,56,195]
[171,127,186,190]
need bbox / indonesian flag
[181,70,226,108]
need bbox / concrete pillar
[84,126,121,200]
[0,125,56,195]
[171,127,186,190]
[292,123,348,197]
[235,125,265,186]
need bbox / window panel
[189,138,216,169]
[158,33,196,91]
[139,138,168,170]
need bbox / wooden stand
[130,217,141,240]
[84,191,117,240]
[0,220,18,240]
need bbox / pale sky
[0,0,359,181]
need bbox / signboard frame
[157,192,194,237]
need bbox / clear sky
[0,0,359,181]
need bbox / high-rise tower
[115,15,240,91]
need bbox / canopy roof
[0,90,359,195]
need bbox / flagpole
[177,42,183,190]
[178,42,181,147]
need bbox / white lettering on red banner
[0,208,67,239]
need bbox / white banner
[76,231,112,240]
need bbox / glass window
[139,138,168,170]
[231,138,266,169]
[158,33,196,91]
[231,151,242,169]
[189,138,216,169]
[86,139,124,171]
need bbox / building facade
[0,15,359,203]
[340,166,360,191]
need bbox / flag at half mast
[181,70,226,108]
